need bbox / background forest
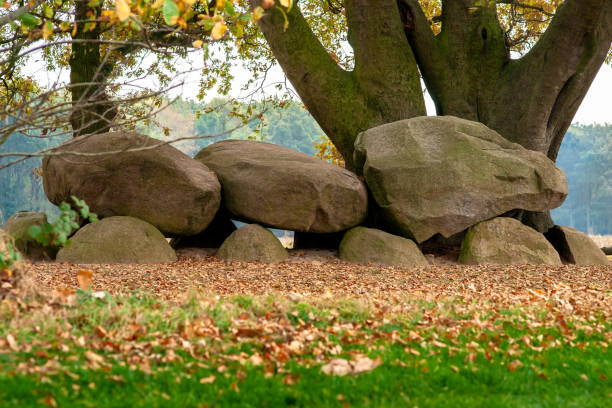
[1,99,610,235]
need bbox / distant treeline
[551,124,611,235]
[1,99,610,235]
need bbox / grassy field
[1,260,611,407]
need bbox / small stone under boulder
[354,116,567,243]
[3,212,59,261]
[56,216,177,264]
[545,226,609,265]
[459,217,562,265]
[339,227,429,267]
[43,131,221,236]
[195,140,368,233]
[216,224,288,263]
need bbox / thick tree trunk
[254,0,425,170]
[258,0,611,232]
[402,0,612,159]
[69,0,117,137]
[400,0,611,232]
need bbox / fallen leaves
[200,375,216,384]
[77,269,93,290]
[322,356,382,376]
[0,257,608,394]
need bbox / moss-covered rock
[545,226,609,265]
[354,116,567,243]
[339,227,429,266]
[56,216,176,264]
[43,131,221,236]
[3,212,59,261]
[459,217,562,265]
[216,224,288,263]
[195,140,367,233]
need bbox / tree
[0,0,254,149]
[248,0,611,230]
[254,0,611,170]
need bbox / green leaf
[200,19,214,30]
[224,0,235,16]
[18,13,41,27]
[163,0,180,25]
[28,225,42,239]
[43,5,54,19]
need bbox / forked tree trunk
[256,0,611,231]
[254,0,426,171]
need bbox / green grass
[0,290,610,407]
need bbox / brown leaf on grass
[322,359,352,376]
[85,350,105,365]
[282,374,300,385]
[77,269,93,290]
[352,356,382,374]
[322,356,382,376]
[95,326,108,338]
[507,360,523,371]
[200,375,216,384]
[580,373,588,381]
[6,333,19,352]
[43,396,57,407]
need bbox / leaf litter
[0,256,610,385]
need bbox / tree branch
[346,0,425,121]
[0,0,43,28]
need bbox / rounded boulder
[195,140,367,233]
[216,224,288,263]
[43,131,221,236]
[56,216,177,264]
[3,212,59,260]
[339,227,429,267]
[459,217,562,265]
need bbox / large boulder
[459,217,562,265]
[216,224,288,263]
[43,131,221,236]
[545,226,609,265]
[56,216,177,264]
[195,140,368,233]
[339,227,429,267]
[3,212,59,260]
[354,116,568,243]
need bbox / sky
[171,57,612,125]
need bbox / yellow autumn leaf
[279,0,292,9]
[211,22,227,40]
[253,6,264,22]
[42,21,53,40]
[116,0,131,22]
[192,40,203,48]
[152,0,164,8]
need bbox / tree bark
[402,0,612,159]
[254,0,425,170]
[69,0,117,137]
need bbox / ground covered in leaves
[1,256,611,407]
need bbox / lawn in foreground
[0,282,611,407]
